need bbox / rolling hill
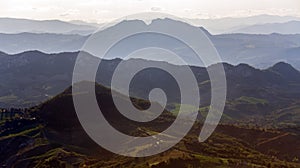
[0,82,299,167]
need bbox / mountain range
[0,50,299,167]
[1,18,299,69]
[2,15,300,35]
[0,50,299,127]
[188,14,300,34]
[1,15,300,167]
[0,18,98,35]
[233,20,300,34]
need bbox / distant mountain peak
[0,51,7,55]
[16,50,48,56]
[151,18,211,34]
[270,62,297,72]
[268,62,300,80]
[236,63,256,71]
[231,63,258,77]
[106,17,212,39]
[118,19,147,25]
[151,17,189,24]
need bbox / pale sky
[0,0,300,23]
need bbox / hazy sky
[1,0,300,23]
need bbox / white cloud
[0,0,299,22]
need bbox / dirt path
[257,132,289,146]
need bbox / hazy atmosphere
[1,0,300,167]
[1,0,300,22]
